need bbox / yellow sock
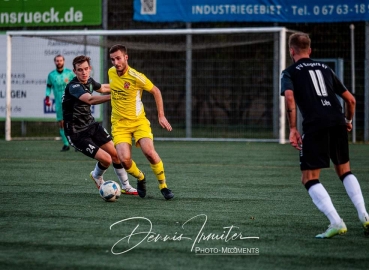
[150,160,167,189]
[126,160,144,180]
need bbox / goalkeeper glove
[45,96,51,106]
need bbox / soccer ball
[99,181,121,202]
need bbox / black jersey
[62,77,102,133]
[281,58,347,133]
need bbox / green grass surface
[0,140,368,270]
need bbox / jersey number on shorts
[309,70,328,97]
[86,144,96,154]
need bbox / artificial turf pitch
[0,140,368,270]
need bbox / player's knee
[143,150,159,163]
[111,155,121,164]
[110,152,120,163]
[99,155,112,168]
[120,157,131,168]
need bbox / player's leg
[115,142,146,198]
[57,114,69,152]
[301,129,346,238]
[302,169,346,238]
[139,138,173,200]
[135,120,174,200]
[111,119,145,178]
[112,118,146,197]
[56,101,69,151]
[67,123,112,189]
[335,162,367,219]
[99,140,137,195]
[115,142,145,180]
[85,123,115,188]
[336,164,369,234]
[330,125,369,235]
[67,128,111,189]
[138,137,166,188]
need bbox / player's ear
[289,48,294,56]
[308,48,312,55]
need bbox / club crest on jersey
[64,78,69,83]
[124,82,130,89]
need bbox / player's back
[282,58,346,132]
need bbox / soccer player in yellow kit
[108,44,174,200]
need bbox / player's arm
[284,90,302,150]
[341,90,356,132]
[45,74,52,106]
[79,92,111,105]
[150,85,172,131]
[96,84,110,93]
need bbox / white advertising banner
[0,34,102,120]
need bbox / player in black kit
[62,55,137,195]
[281,33,368,238]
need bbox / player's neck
[77,77,88,84]
[117,66,128,76]
[293,54,310,62]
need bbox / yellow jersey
[108,66,154,121]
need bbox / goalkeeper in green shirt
[45,55,75,151]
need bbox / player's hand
[346,123,353,132]
[45,96,51,106]
[158,115,172,131]
[289,128,302,150]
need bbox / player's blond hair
[289,32,311,54]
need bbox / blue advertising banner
[134,0,369,23]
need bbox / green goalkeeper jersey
[46,68,75,110]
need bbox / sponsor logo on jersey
[321,99,331,106]
[72,84,80,88]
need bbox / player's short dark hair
[72,55,91,69]
[289,32,311,53]
[109,44,127,55]
[54,54,65,61]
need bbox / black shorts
[65,122,112,159]
[300,125,349,171]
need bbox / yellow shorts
[111,117,153,147]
